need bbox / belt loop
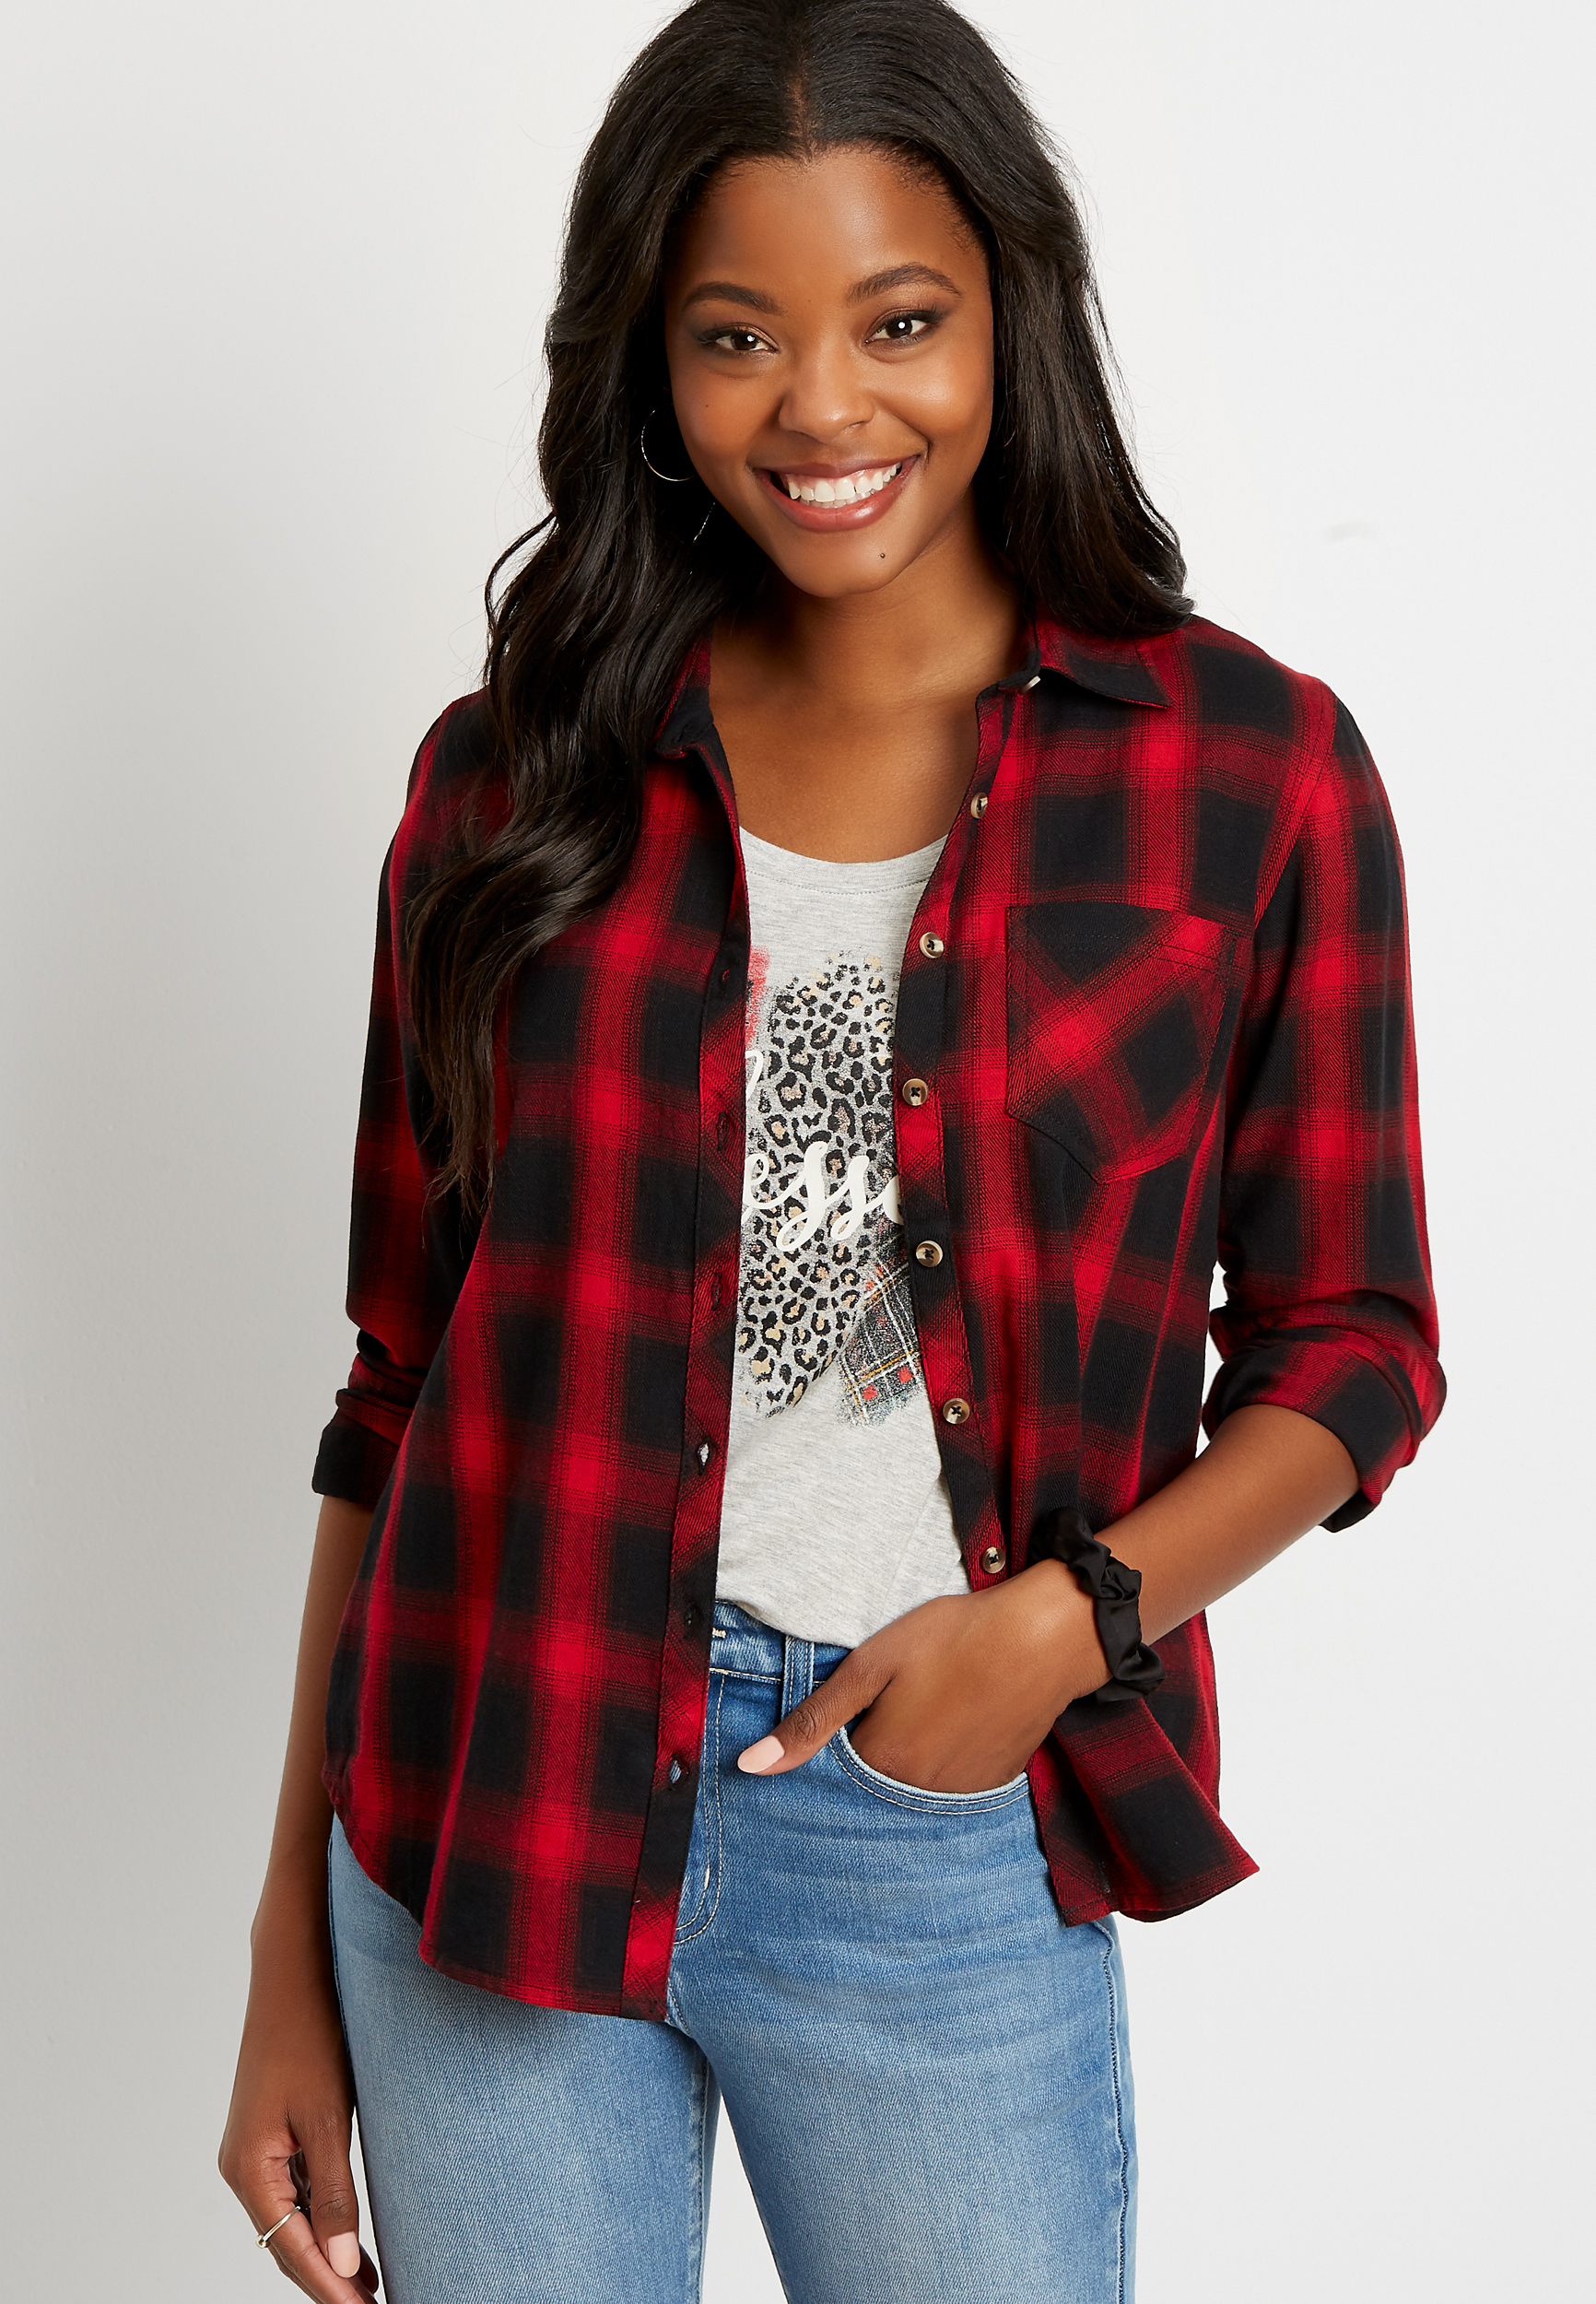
[781,1631,815,1713]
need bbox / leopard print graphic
[737,951,925,1424]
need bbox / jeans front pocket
[1006,899,1243,1181]
[832,1722,1032,1814]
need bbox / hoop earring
[640,407,695,484]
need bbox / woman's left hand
[736,1562,1109,1793]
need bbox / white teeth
[779,461,903,506]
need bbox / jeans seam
[325,1825,354,2051]
[326,1826,380,2282]
[1097,1923,1132,2304]
[686,2051,709,2303]
[326,1832,343,2012]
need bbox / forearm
[252,1495,372,1950]
[1029,1404,1358,1682]
[1109,1404,1355,1643]
[223,1493,377,2295]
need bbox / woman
[220,3,1444,2298]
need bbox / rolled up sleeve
[1203,697,1444,1525]
[312,715,475,1510]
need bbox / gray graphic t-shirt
[713,828,968,1647]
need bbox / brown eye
[708,327,769,354]
[869,312,935,344]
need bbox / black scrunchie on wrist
[1029,1507,1166,1704]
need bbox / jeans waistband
[711,1600,851,1712]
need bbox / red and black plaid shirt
[315,609,1443,2018]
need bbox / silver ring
[255,2204,304,2248]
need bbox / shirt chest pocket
[1005,901,1243,1181]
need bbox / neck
[737,500,1023,708]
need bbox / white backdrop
[2,3,1590,2298]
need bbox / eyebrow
[847,263,962,303]
[681,279,782,313]
[680,261,963,315]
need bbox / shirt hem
[329,1773,1259,2021]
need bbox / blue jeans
[329,1603,1136,2302]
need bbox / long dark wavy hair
[408,0,1190,1204]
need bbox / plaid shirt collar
[655,608,1173,758]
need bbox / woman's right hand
[224,1499,379,2294]
[219,1898,381,2299]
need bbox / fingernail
[737,1734,784,1774]
[327,2233,361,2277]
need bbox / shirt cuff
[311,1408,401,1511]
[1203,1341,1426,1529]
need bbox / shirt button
[914,1240,943,1267]
[918,932,945,958]
[710,1275,723,1310]
[969,793,988,820]
[668,1757,686,1784]
[696,1440,712,1469]
[683,1602,701,1630]
[716,1112,732,1151]
[941,1396,971,1425]
[980,1544,1007,1575]
[901,1077,930,1108]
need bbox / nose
[777,333,874,445]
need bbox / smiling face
[663,146,996,600]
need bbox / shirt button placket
[900,940,978,1568]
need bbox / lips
[756,454,919,532]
